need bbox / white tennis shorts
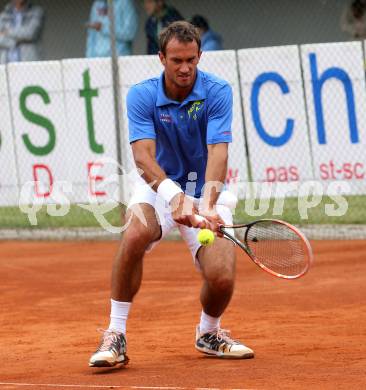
[127,183,237,265]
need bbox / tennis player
[89,21,254,367]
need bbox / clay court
[0,239,365,390]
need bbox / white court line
[0,383,255,390]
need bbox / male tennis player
[89,21,254,367]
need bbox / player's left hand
[199,209,225,237]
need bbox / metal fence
[1,0,366,239]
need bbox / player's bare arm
[131,139,167,190]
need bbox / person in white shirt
[0,0,44,64]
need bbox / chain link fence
[1,0,366,238]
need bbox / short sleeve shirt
[127,69,233,198]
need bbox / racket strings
[237,221,308,277]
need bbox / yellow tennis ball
[197,229,215,246]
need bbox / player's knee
[207,271,235,294]
[123,223,159,249]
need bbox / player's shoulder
[127,76,159,105]
[199,70,232,97]
[199,70,229,87]
[129,76,159,95]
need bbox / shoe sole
[89,355,129,367]
[195,345,254,359]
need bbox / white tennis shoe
[89,329,129,367]
[195,325,254,359]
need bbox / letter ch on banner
[250,72,295,147]
[309,53,359,145]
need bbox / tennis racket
[197,216,313,280]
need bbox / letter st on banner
[238,46,313,188]
[119,51,248,199]
[7,60,119,205]
[301,42,366,195]
[0,66,19,206]
[7,61,71,205]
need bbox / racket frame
[219,219,313,280]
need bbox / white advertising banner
[62,58,119,203]
[8,61,72,204]
[238,46,313,189]
[0,65,19,206]
[302,42,366,194]
[119,51,247,198]
[4,43,366,208]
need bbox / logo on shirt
[160,113,172,123]
[188,100,204,120]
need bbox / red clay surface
[0,240,365,390]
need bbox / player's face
[159,38,201,90]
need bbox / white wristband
[157,178,183,204]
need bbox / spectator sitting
[144,0,183,54]
[341,0,366,39]
[86,0,138,58]
[191,15,222,51]
[0,0,44,64]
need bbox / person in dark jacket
[144,0,183,54]
[341,0,366,39]
[191,14,222,51]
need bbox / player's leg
[111,203,161,302]
[89,203,161,367]
[179,200,254,359]
[198,237,236,319]
[195,238,254,359]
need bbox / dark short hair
[159,21,201,55]
[190,15,209,31]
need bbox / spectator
[144,0,183,54]
[86,0,138,58]
[0,0,44,64]
[341,0,366,39]
[191,15,222,51]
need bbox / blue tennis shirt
[127,69,233,198]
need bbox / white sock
[108,299,131,334]
[199,310,221,334]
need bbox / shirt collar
[156,69,207,107]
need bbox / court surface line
[0,383,255,390]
